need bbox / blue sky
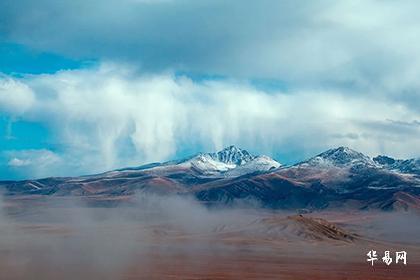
[0,0,419,180]
[0,43,85,75]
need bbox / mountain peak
[177,145,280,176]
[321,146,365,157]
[373,155,420,175]
[327,146,357,153]
[373,155,396,165]
[219,145,243,153]
[303,146,374,167]
[211,145,255,165]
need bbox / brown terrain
[0,197,419,280]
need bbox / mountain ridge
[116,145,281,177]
[1,145,419,211]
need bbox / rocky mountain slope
[1,146,419,211]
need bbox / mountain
[177,146,281,176]
[193,146,420,210]
[133,145,282,176]
[207,145,255,165]
[373,155,420,176]
[1,146,419,211]
[299,146,375,167]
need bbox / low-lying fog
[0,194,268,279]
[0,193,419,280]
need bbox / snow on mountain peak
[373,155,396,165]
[374,155,420,175]
[181,145,280,175]
[225,155,281,176]
[208,145,255,165]
[303,146,374,167]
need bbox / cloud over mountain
[0,63,419,179]
[1,1,420,178]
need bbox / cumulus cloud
[0,76,35,115]
[0,63,418,179]
[1,0,420,179]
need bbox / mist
[0,193,267,280]
[0,192,419,279]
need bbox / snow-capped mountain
[208,145,255,165]
[179,145,281,175]
[224,155,281,177]
[2,146,420,211]
[374,155,420,175]
[300,146,375,167]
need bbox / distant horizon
[2,144,418,181]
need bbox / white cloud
[4,149,62,178]
[0,63,419,178]
[8,158,31,167]
[1,1,420,179]
[0,77,35,115]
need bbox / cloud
[3,149,62,178]
[0,76,35,115]
[2,1,420,96]
[0,63,418,179]
[7,157,31,167]
[1,0,420,180]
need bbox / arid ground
[0,196,419,280]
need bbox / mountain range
[1,145,419,211]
